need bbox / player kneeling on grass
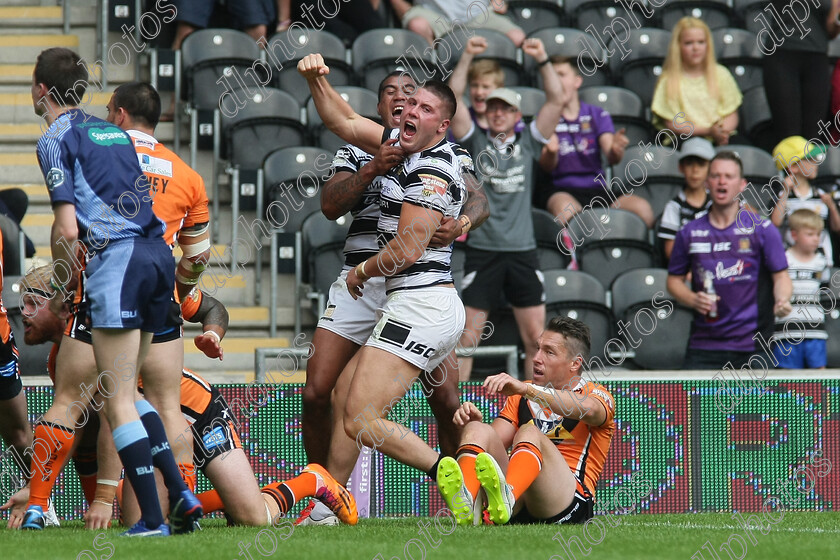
[437,317,615,525]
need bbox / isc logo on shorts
[202,426,226,450]
[121,310,137,318]
[404,340,436,358]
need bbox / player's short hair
[34,48,88,107]
[112,82,162,129]
[549,55,579,76]
[789,208,824,232]
[378,71,415,101]
[545,317,591,362]
[710,151,744,178]
[421,80,457,121]
[20,265,56,298]
[468,59,504,87]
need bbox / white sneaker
[295,499,340,526]
[43,498,60,528]
[475,453,514,525]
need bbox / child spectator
[538,55,653,229]
[771,209,830,369]
[447,36,522,134]
[657,137,714,261]
[651,17,742,146]
[770,136,840,267]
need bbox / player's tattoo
[322,169,373,216]
[462,174,489,229]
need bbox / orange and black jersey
[499,380,615,494]
[0,233,12,344]
[128,130,209,247]
[137,368,213,425]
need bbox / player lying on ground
[297,69,488,525]
[437,317,616,525]
[1,268,356,528]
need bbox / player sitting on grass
[437,317,615,525]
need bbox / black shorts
[174,0,276,28]
[0,336,21,400]
[191,388,241,471]
[509,476,594,525]
[461,248,545,310]
[66,300,183,345]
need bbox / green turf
[1,513,838,560]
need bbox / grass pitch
[1,513,838,560]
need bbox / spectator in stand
[667,152,792,370]
[657,137,714,262]
[390,0,525,46]
[276,0,386,44]
[537,55,654,229]
[770,136,840,266]
[763,0,840,145]
[651,17,742,146]
[771,209,830,369]
[447,37,522,137]
[164,0,276,120]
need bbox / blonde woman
[651,17,742,146]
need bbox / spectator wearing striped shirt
[771,209,830,369]
[770,136,840,266]
[658,137,715,262]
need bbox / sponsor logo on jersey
[689,242,711,253]
[202,426,227,450]
[713,242,731,252]
[137,154,173,177]
[690,229,710,237]
[46,168,64,191]
[420,174,447,197]
[715,260,744,280]
[88,126,130,146]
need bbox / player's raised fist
[465,36,488,55]
[297,54,330,79]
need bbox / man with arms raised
[299,54,466,483]
[438,317,616,526]
[298,70,488,524]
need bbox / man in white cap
[449,37,565,381]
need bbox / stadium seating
[352,29,436,91]
[509,86,546,121]
[712,28,763,93]
[267,29,353,106]
[578,86,654,146]
[526,27,611,87]
[822,267,840,367]
[306,86,381,153]
[608,28,670,107]
[739,86,774,152]
[532,208,571,271]
[0,215,26,277]
[177,29,262,241]
[264,147,334,326]
[221,87,307,289]
[733,0,769,36]
[437,28,524,87]
[568,208,658,287]
[614,144,683,220]
[507,0,569,35]
[610,268,693,369]
[565,0,653,40]
[814,146,840,189]
[542,268,614,359]
[659,0,737,31]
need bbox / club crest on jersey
[420,174,447,197]
[46,168,64,191]
[738,238,751,253]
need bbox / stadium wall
[3,377,837,520]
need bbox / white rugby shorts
[316,270,386,346]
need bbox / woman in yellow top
[651,17,743,146]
